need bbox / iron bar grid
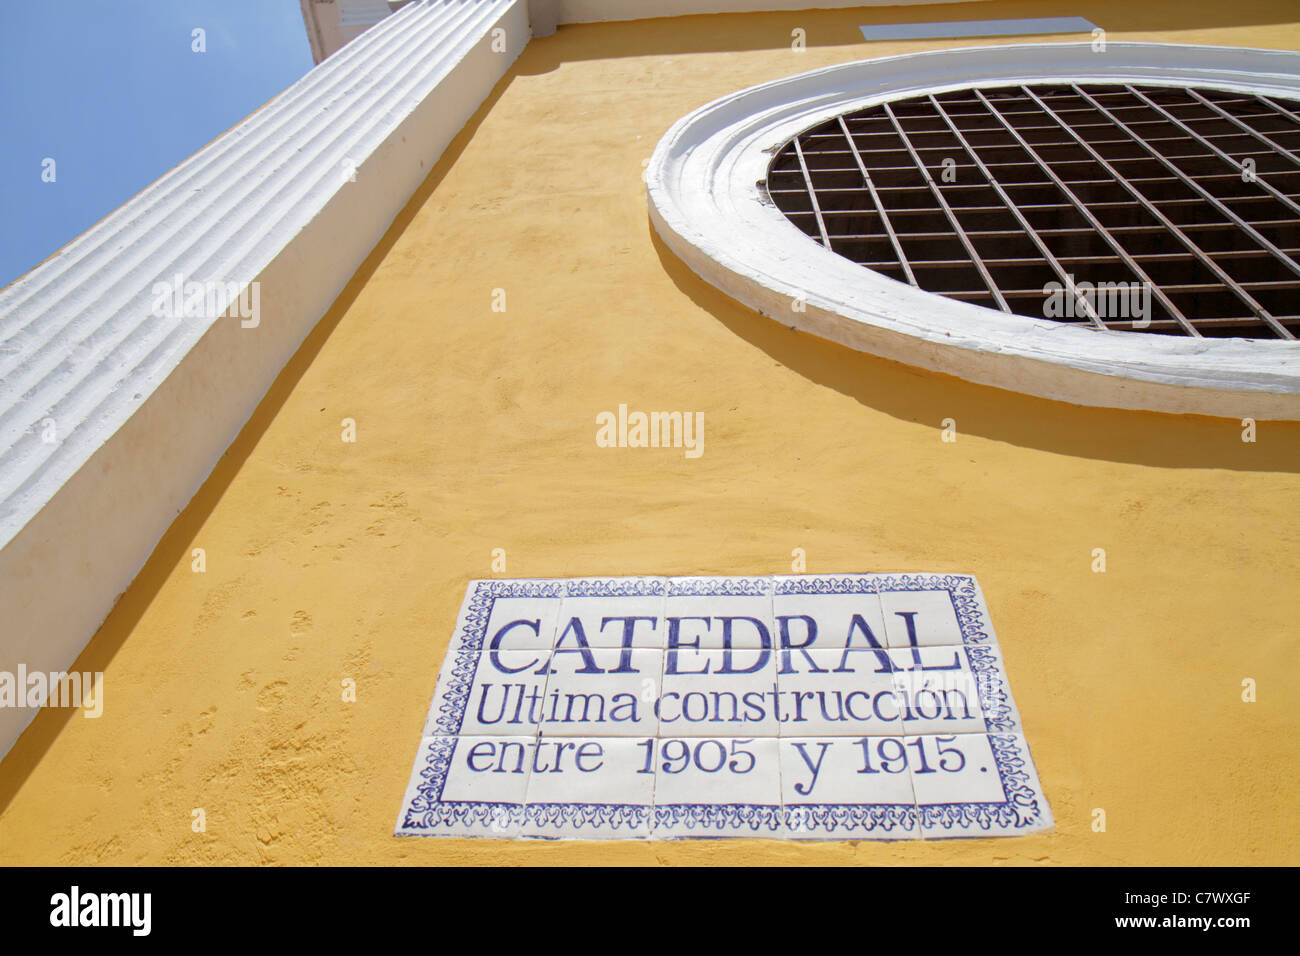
[766,83,1300,338]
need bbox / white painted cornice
[0,0,530,758]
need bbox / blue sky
[0,0,314,290]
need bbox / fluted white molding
[0,0,530,757]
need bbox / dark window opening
[767,84,1300,339]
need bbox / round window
[646,43,1300,418]
[766,83,1300,339]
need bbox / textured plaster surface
[0,0,1297,865]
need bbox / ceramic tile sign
[395,575,1053,841]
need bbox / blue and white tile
[778,736,920,840]
[419,635,480,736]
[395,735,533,838]
[651,736,782,840]
[772,581,890,655]
[658,647,779,736]
[427,649,551,736]
[910,732,1053,839]
[536,647,662,737]
[557,577,668,648]
[667,575,773,599]
[401,574,1047,842]
[521,737,655,839]
[878,587,968,648]
[886,642,1022,735]
[774,648,901,737]
[473,584,565,653]
[664,575,774,649]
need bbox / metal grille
[766,84,1300,338]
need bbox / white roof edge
[0,0,523,547]
[0,0,531,759]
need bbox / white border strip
[645,42,1300,419]
[0,0,530,759]
[553,0,992,23]
[859,17,1098,41]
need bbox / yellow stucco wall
[2,0,1298,865]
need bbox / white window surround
[645,42,1300,420]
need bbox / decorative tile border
[396,574,1053,841]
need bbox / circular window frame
[645,42,1300,419]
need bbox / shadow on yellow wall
[652,228,1300,473]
